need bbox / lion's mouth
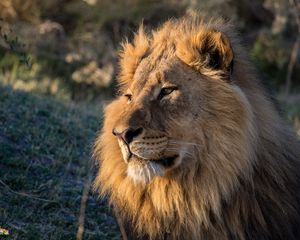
[149,156,178,167]
[130,154,178,167]
[119,139,179,168]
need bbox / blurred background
[0,0,299,239]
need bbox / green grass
[0,86,120,239]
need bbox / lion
[93,15,300,240]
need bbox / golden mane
[94,15,300,239]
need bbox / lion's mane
[94,15,300,240]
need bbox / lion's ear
[176,30,234,81]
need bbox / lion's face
[100,23,253,185]
[109,58,203,183]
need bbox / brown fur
[94,15,300,240]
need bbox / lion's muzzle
[112,126,177,164]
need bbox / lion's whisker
[144,165,150,183]
[148,163,155,175]
[169,140,202,147]
[168,144,201,151]
[165,148,194,158]
[167,144,202,152]
[168,141,203,152]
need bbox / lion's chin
[127,160,163,184]
[126,156,179,184]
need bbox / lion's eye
[158,87,177,100]
[124,94,132,103]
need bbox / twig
[6,223,27,234]
[113,207,128,240]
[76,175,92,240]
[286,0,300,95]
[0,179,57,203]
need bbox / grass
[0,86,120,239]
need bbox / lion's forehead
[130,53,178,93]
[130,59,152,92]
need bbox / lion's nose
[112,127,143,144]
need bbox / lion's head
[94,15,300,240]
[97,19,255,183]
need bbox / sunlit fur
[94,15,300,239]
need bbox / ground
[0,86,120,239]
